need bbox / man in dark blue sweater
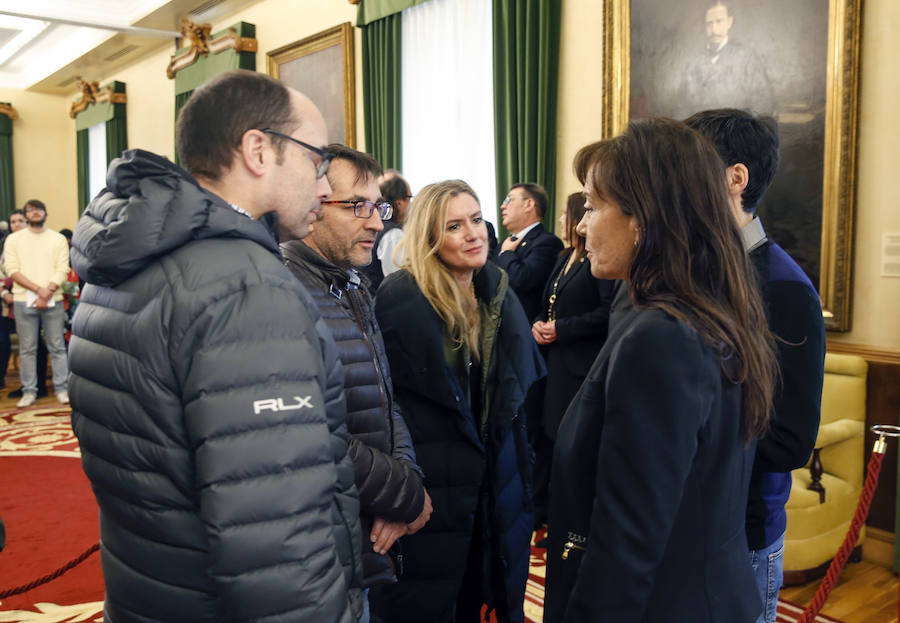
[686,109,826,623]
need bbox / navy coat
[373,263,544,622]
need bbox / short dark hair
[683,108,779,214]
[24,199,46,213]
[325,144,383,186]
[59,228,74,240]
[511,183,549,218]
[9,209,23,218]
[176,70,297,181]
[380,175,409,205]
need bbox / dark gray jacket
[69,149,363,623]
[282,240,425,586]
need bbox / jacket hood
[71,149,281,287]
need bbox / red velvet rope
[798,448,885,623]
[0,542,99,599]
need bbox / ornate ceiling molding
[166,18,258,79]
[0,103,18,120]
[69,78,127,118]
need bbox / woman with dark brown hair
[529,192,616,529]
[544,118,777,623]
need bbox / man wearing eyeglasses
[68,70,364,623]
[282,146,431,619]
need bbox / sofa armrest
[814,419,865,450]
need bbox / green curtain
[357,0,430,26]
[0,111,13,221]
[105,82,128,165]
[361,14,403,170]
[492,0,562,236]
[76,129,90,216]
[74,81,127,213]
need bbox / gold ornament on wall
[166,18,258,79]
[69,78,127,118]
[0,103,18,120]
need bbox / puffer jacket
[282,240,425,586]
[68,149,363,623]
[372,263,545,623]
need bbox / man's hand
[406,489,433,535]
[36,286,53,300]
[500,236,522,253]
[370,518,408,555]
[1,291,12,305]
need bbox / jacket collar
[281,239,361,298]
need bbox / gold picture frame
[603,0,862,331]
[267,23,356,147]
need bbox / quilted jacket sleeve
[177,282,357,623]
[347,432,425,523]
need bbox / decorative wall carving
[69,78,127,118]
[166,18,258,79]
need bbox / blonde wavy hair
[397,179,483,360]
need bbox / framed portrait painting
[603,0,862,331]
[267,23,356,147]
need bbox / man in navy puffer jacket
[69,70,364,622]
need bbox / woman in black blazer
[533,193,616,439]
[544,119,778,623]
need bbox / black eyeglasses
[321,200,394,220]
[260,128,332,178]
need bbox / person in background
[361,171,413,290]
[373,180,544,623]
[496,183,563,323]
[529,192,616,536]
[281,144,431,619]
[544,119,777,622]
[0,209,28,390]
[685,108,826,623]
[57,228,80,342]
[3,199,69,407]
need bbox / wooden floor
[781,560,898,622]
[2,371,897,622]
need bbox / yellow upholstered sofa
[783,353,868,582]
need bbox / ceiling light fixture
[0,15,50,67]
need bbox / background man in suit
[496,183,563,323]
[686,108,826,623]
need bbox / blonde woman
[372,180,544,623]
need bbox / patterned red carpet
[0,404,842,623]
[0,405,103,622]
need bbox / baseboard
[863,526,895,569]
[783,545,863,586]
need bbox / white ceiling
[0,0,260,93]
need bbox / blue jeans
[360,588,370,623]
[749,531,784,623]
[13,302,68,395]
